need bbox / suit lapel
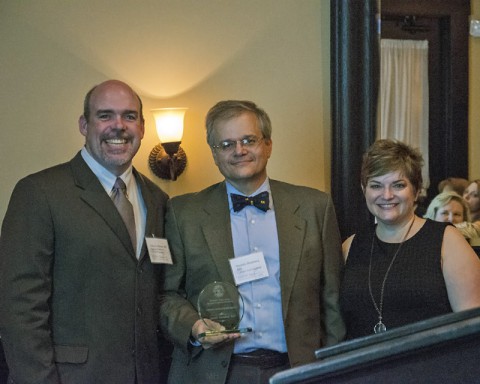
[201,182,237,285]
[198,181,307,300]
[135,170,157,262]
[270,181,306,316]
[70,152,136,258]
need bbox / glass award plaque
[197,281,252,338]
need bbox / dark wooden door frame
[381,0,470,208]
[331,0,469,240]
[331,0,379,239]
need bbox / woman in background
[424,191,470,224]
[463,180,480,222]
[424,191,480,241]
[340,139,480,340]
[437,177,469,196]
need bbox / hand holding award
[196,281,252,338]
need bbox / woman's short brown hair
[361,139,424,195]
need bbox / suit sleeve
[320,195,346,345]
[0,177,61,383]
[159,199,202,350]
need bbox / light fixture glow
[149,108,188,181]
[152,108,186,143]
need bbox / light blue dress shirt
[226,179,287,354]
[80,147,146,258]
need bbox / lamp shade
[151,108,187,143]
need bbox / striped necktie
[111,177,137,250]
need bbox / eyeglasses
[212,136,264,153]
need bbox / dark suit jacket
[160,180,345,384]
[0,152,169,384]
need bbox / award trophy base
[198,327,252,338]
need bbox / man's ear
[264,138,273,159]
[139,119,145,139]
[79,115,88,137]
[211,147,220,167]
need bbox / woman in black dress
[340,139,480,340]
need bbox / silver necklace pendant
[374,321,387,334]
[369,217,416,337]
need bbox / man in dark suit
[0,80,170,383]
[160,100,345,384]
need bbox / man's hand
[191,319,241,349]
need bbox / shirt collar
[81,146,134,194]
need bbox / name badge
[145,237,173,264]
[229,252,269,285]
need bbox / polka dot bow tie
[230,191,270,212]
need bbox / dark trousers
[226,350,290,384]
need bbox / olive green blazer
[160,180,345,384]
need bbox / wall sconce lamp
[149,108,188,181]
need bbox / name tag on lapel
[145,237,173,264]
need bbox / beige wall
[1,2,479,222]
[470,0,480,179]
[0,1,331,221]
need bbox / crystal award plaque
[197,281,252,338]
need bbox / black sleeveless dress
[340,219,452,340]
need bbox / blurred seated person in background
[424,191,471,224]
[424,191,480,242]
[463,180,480,222]
[340,139,480,340]
[463,180,480,246]
[438,177,469,196]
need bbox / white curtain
[378,39,430,192]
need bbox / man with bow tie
[160,100,345,384]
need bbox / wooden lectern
[270,307,480,384]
